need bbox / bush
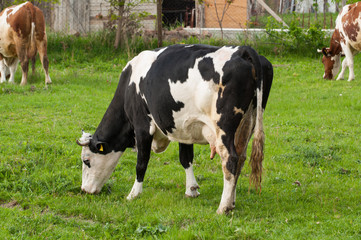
[46,21,331,64]
[264,16,329,56]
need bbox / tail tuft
[249,128,264,192]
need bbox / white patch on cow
[79,132,123,194]
[6,2,27,17]
[81,149,122,194]
[149,119,156,135]
[30,22,35,44]
[331,54,342,79]
[0,60,9,83]
[217,175,236,214]
[127,179,143,200]
[127,47,167,95]
[185,164,200,197]
[165,46,236,144]
[0,10,13,58]
[254,84,264,134]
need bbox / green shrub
[264,16,329,56]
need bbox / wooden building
[202,0,248,28]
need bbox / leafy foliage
[263,16,328,56]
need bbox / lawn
[0,40,360,239]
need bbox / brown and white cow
[0,2,51,85]
[319,2,361,81]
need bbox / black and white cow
[77,44,273,214]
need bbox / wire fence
[202,0,248,28]
[0,0,344,36]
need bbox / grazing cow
[76,44,273,214]
[0,2,51,85]
[319,2,361,81]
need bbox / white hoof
[127,180,142,200]
[185,185,200,198]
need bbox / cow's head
[319,47,341,80]
[76,131,123,194]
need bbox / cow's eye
[83,159,91,168]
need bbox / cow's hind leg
[217,142,240,214]
[36,39,51,85]
[216,110,255,214]
[179,143,200,197]
[16,46,29,86]
[127,131,153,200]
[31,55,36,75]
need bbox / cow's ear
[96,142,108,153]
[322,47,331,57]
[321,47,328,56]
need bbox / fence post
[157,0,162,47]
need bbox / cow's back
[125,44,257,144]
[0,2,45,58]
[337,2,361,51]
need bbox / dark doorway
[162,0,196,29]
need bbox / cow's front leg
[0,59,8,83]
[340,44,355,82]
[127,132,153,200]
[337,58,347,80]
[8,58,19,84]
[179,143,200,197]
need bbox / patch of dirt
[0,200,20,209]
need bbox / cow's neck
[93,75,135,152]
[330,28,343,56]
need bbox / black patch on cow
[179,143,194,169]
[83,159,91,168]
[124,82,153,134]
[90,65,135,154]
[198,57,220,84]
[139,44,219,134]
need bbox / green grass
[1,39,361,239]
[249,12,340,29]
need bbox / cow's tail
[239,46,265,192]
[249,80,264,193]
[28,22,37,58]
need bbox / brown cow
[319,2,361,81]
[0,2,51,85]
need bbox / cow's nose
[81,185,99,194]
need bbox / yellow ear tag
[99,144,104,152]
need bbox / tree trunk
[114,1,125,49]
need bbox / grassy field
[0,38,361,239]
